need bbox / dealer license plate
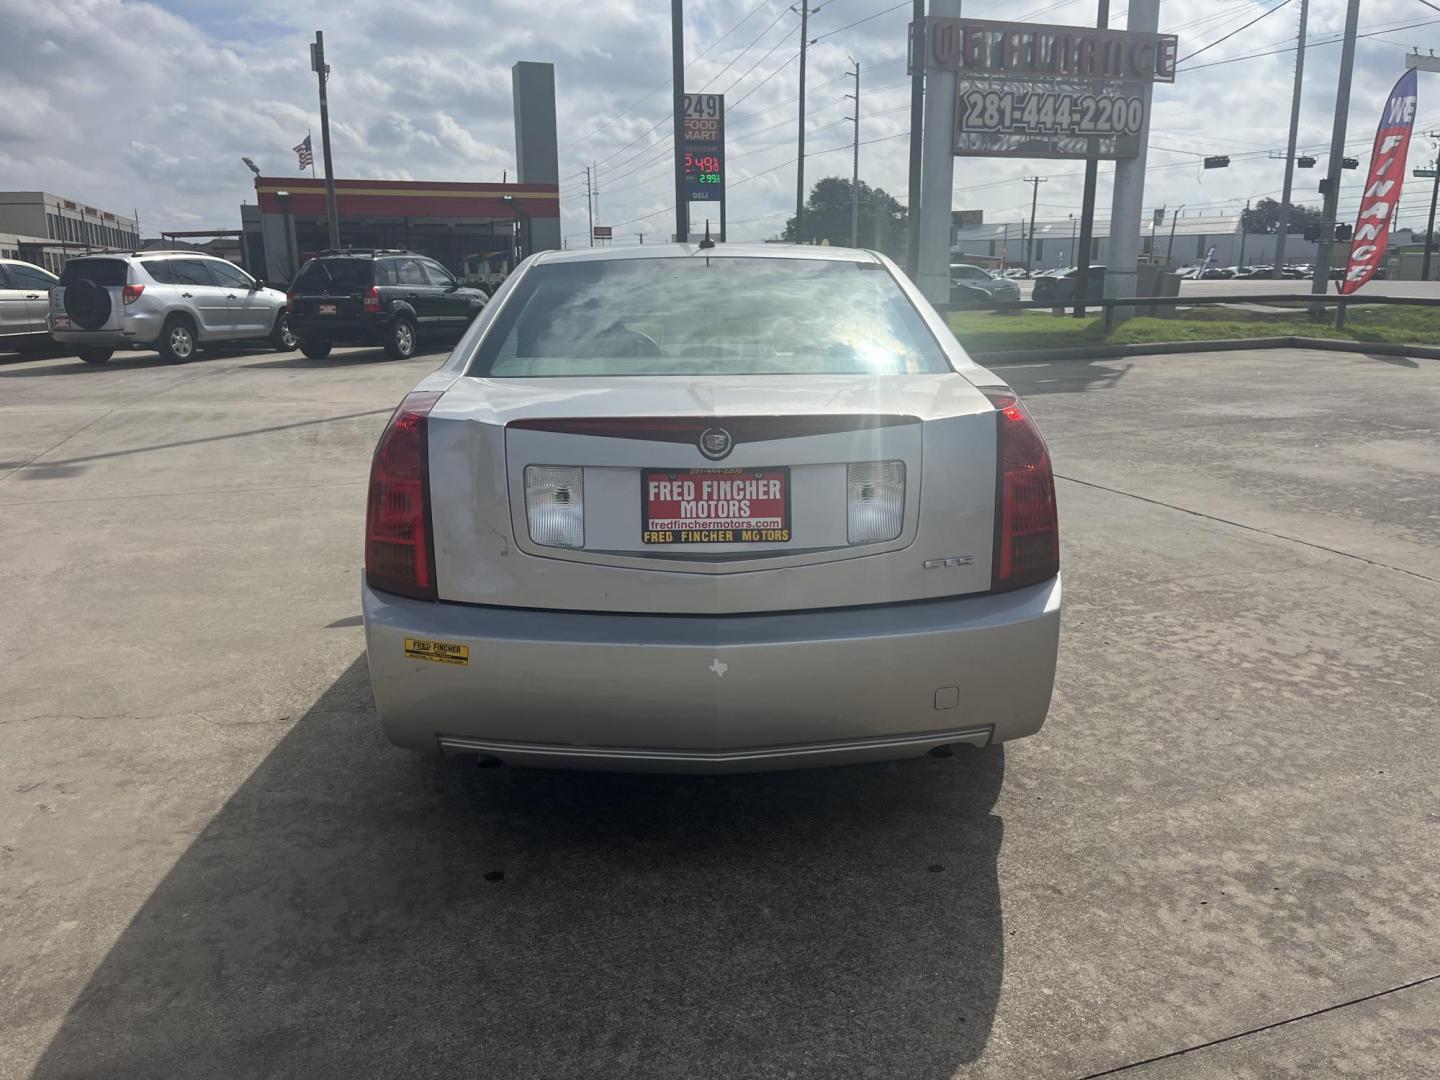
[318,303,337,315]
[642,467,791,545]
[51,316,72,330]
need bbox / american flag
[293,135,313,171]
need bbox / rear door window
[8,264,57,290]
[394,259,428,287]
[59,259,128,287]
[171,259,217,287]
[143,260,177,284]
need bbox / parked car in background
[0,258,59,353]
[288,249,489,361]
[949,263,1022,309]
[49,252,294,364]
[1187,267,1234,280]
[362,244,1061,773]
[1032,265,1107,303]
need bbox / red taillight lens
[362,285,381,313]
[122,284,144,305]
[286,291,296,313]
[984,389,1059,592]
[365,391,443,600]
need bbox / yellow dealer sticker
[404,638,470,666]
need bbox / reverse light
[122,284,145,305]
[847,461,905,544]
[365,391,443,600]
[983,389,1059,592]
[362,285,382,313]
[524,466,584,548]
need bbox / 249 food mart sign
[914,17,1178,160]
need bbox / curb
[973,336,1440,365]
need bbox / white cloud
[0,0,1437,243]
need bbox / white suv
[49,252,295,364]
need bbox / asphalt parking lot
[2,341,1437,1079]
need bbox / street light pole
[793,3,818,241]
[1023,176,1046,272]
[671,0,689,243]
[845,58,860,248]
[1422,140,1440,280]
[310,31,340,250]
[1274,0,1309,278]
[1310,0,1362,305]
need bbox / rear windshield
[467,257,950,378]
[59,259,128,287]
[293,258,373,292]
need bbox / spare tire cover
[64,278,112,330]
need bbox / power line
[812,1,908,42]
[1179,16,1440,72]
[1178,0,1294,65]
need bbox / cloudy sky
[1,0,1438,244]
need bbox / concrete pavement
[1,342,1437,1078]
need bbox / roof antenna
[698,218,715,250]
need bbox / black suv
[287,250,488,360]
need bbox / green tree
[778,177,908,256]
[1241,197,1324,235]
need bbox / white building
[0,191,141,274]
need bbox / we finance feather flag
[1340,69,1417,294]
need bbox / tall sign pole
[1071,0,1109,317]
[671,0,689,243]
[905,0,924,277]
[794,3,815,240]
[311,31,340,249]
[917,0,961,306]
[1310,0,1361,304]
[1106,0,1159,321]
[1273,0,1309,279]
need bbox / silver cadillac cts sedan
[361,244,1060,773]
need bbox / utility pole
[1072,0,1109,317]
[845,58,861,248]
[592,162,599,227]
[638,232,645,245]
[310,31,340,249]
[1167,205,1184,263]
[1023,176,1047,272]
[793,3,818,240]
[1422,136,1440,280]
[585,165,594,247]
[1273,0,1309,278]
[906,0,924,277]
[1311,0,1361,305]
[1239,199,1250,267]
[671,0,689,243]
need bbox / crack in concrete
[1055,474,1440,585]
[1074,972,1440,1078]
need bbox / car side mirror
[445,282,459,292]
[252,279,265,291]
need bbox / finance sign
[682,93,726,202]
[914,17,1179,160]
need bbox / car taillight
[365,391,443,600]
[362,286,381,313]
[846,461,905,544]
[983,389,1059,592]
[286,291,296,313]
[122,284,145,305]
[524,466,584,548]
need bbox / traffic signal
[1297,156,1316,168]
[1303,224,1321,242]
[1341,157,1359,170]
[1334,223,1353,242]
[1203,155,1230,169]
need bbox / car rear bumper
[291,313,388,344]
[50,309,164,344]
[362,575,1062,773]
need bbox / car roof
[530,242,883,266]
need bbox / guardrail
[953,291,1440,333]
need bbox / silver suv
[49,252,295,364]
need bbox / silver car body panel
[365,244,1058,770]
[49,254,287,346]
[363,574,1061,772]
[0,259,58,338]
